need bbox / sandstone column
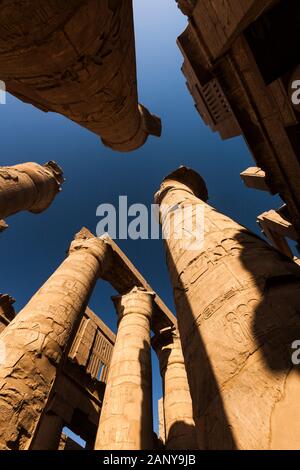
[30,413,65,451]
[0,161,64,229]
[95,287,155,450]
[0,1,161,152]
[155,166,300,450]
[0,228,111,450]
[152,326,197,450]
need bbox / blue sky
[0,0,281,439]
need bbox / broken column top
[154,166,209,205]
[43,161,64,187]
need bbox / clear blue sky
[0,0,280,439]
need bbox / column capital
[152,327,185,376]
[0,161,65,223]
[42,161,64,187]
[112,286,155,322]
[19,161,64,213]
[151,326,177,353]
[68,227,112,277]
[154,166,208,206]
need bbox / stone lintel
[100,234,177,333]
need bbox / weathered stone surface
[0,228,111,450]
[177,1,300,245]
[0,0,161,152]
[0,161,64,225]
[192,0,275,58]
[257,207,298,258]
[158,398,166,444]
[95,287,155,450]
[240,167,269,192]
[152,327,197,450]
[155,166,300,450]
[176,0,197,16]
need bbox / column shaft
[0,1,161,152]
[0,161,63,222]
[0,228,110,450]
[95,287,154,450]
[155,167,300,450]
[30,413,64,450]
[152,327,197,450]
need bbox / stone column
[152,327,197,450]
[95,287,155,450]
[0,161,64,229]
[0,228,111,450]
[155,166,300,450]
[30,413,65,451]
[0,1,161,152]
[158,397,166,445]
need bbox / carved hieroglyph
[0,161,64,230]
[0,228,111,450]
[155,166,300,450]
[152,327,197,450]
[95,287,155,450]
[0,0,161,152]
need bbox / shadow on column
[164,245,237,450]
[168,421,198,450]
[138,339,155,450]
[231,230,300,373]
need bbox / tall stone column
[0,1,161,152]
[152,326,197,450]
[0,228,111,450]
[155,166,300,450]
[0,161,64,229]
[95,287,155,450]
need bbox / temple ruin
[0,229,188,450]
[0,0,300,453]
[1,165,300,449]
